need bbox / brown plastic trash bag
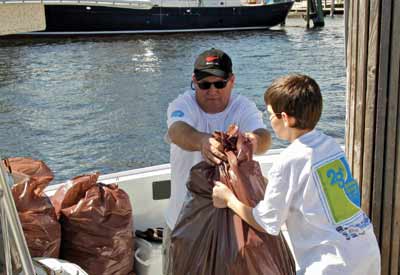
[171,125,296,275]
[4,157,61,258]
[51,173,135,275]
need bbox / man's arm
[168,121,205,151]
[168,121,225,164]
[246,128,271,155]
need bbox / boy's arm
[227,194,266,233]
[213,182,266,232]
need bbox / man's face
[193,74,235,114]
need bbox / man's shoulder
[170,90,195,104]
[167,91,199,127]
[228,94,258,111]
[231,93,253,104]
[168,90,199,113]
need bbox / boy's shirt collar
[295,129,319,144]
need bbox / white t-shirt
[165,90,265,229]
[253,129,381,275]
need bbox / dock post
[306,0,310,29]
[312,0,325,27]
[330,0,335,17]
[346,0,400,273]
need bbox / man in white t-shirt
[162,48,271,275]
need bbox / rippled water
[0,17,346,183]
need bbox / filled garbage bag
[171,125,296,275]
[4,157,61,258]
[51,173,135,275]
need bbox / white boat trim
[44,149,284,229]
[0,0,293,8]
[0,0,152,6]
[44,149,283,194]
[0,0,291,7]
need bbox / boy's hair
[264,74,322,129]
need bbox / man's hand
[200,136,226,165]
[244,132,258,154]
[212,181,235,208]
[244,128,271,155]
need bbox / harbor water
[0,17,346,183]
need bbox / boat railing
[0,161,36,275]
[240,0,265,6]
[0,0,154,8]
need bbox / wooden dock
[346,0,400,273]
[289,0,344,18]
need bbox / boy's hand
[212,181,234,208]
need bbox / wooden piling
[306,0,310,29]
[346,0,400,274]
[330,0,335,17]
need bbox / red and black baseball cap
[194,48,233,80]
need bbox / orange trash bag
[171,125,296,275]
[4,157,61,258]
[51,173,135,275]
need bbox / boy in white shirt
[212,74,381,275]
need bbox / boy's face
[267,105,289,141]
[267,104,309,142]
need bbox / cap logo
[205,56,219,65]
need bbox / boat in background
[0,0,294,35]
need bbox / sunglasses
[197,79,229,90]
